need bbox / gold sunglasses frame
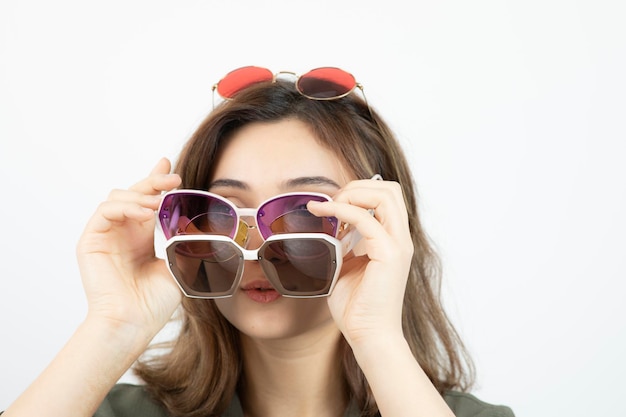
[211,66,366,108]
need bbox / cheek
[213,297,238,326]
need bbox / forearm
[3,317,152,417]
[351,333,455,417]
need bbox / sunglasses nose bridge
[239,246,262,262]
[238,215,265,251]
[238,210,258,229]
[274,70,297,82]
[236,208,260,241]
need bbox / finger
[107,189,162,211]
[149,157,172,176]
[128,158,182,195]
[308,201,411,261]
[333,180,406,216]
[87,200,156,234]
[330,183,410,237]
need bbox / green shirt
[94,384,514,417]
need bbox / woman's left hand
[307,178,414,347]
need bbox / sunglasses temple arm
[211,84,219,109]
[153,217,170,259]
[341,227,363,254]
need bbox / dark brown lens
[297,67,356,99]
[167,240,242,297]
[259,238,338,296]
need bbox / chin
[214,293,336,340]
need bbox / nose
[238,216,265,250]
[234,219,250,247]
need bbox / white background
[1,1,624,415]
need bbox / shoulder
[443,391,515,417]
[94,384,169,417]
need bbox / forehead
[210,119,354,194]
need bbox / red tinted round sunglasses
[212,66,363,103]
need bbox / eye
[271,208,323,234]
[259,194,335,236]
[183,199,236,236]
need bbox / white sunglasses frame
[164,231,361,299]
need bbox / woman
[3,67,513,417]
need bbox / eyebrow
[208,176,341,191]
[284,176,341,189]
[208,178,249,190]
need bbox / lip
[241,279,275,291]
[241,280,281,303]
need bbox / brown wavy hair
[134,81,474,417]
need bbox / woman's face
[209,118,354,342]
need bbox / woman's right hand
[2,159,184,417]
[76,158,183,339]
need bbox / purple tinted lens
[257,194,338,239]
[159,192,237,239]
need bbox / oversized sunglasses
[165,232,358,298]
[212,66,363,104]
[158,190,339,246]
